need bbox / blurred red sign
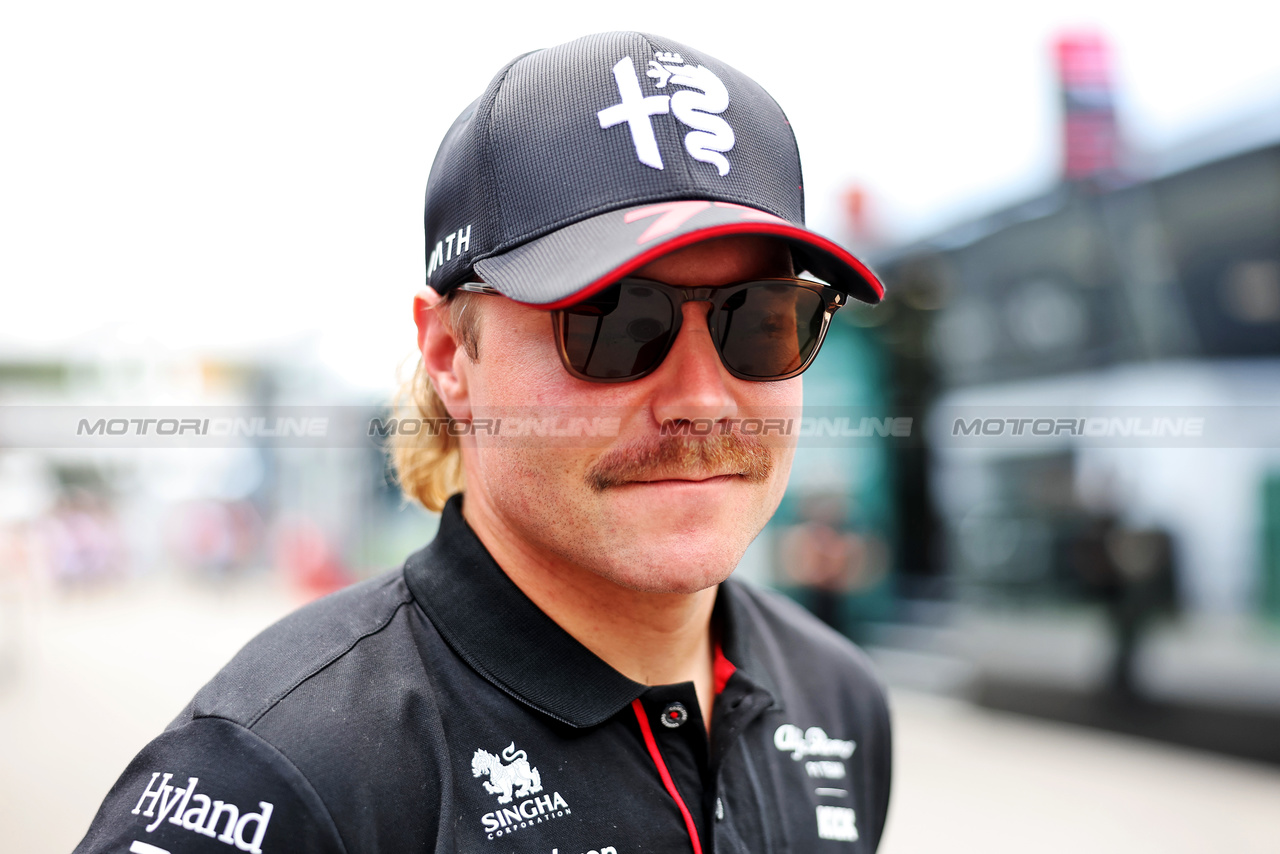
[1055,32,1120,182]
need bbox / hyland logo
[472,742,571,839]
[131,772,273,854]
[774,724,857,761]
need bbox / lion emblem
[471,742,543,804]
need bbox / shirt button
[660,701,688,728]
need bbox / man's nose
[648,300,739,427]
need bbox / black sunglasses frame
[455,277,846,383]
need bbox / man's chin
[587,531,751,595]
[582,481,772,592]
[602,562,737,597]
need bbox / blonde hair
[390,292,481,512]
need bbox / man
[76,32,891,854]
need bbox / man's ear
[414,288,472,421]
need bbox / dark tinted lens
[560,283,677,379]
[716,283,825,378]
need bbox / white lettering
[206,800,240,842]
[146,781,187,832]
[428,241,444,277]
[132,773,169,817]
[805,761,847,779]
[455,224,470,254]
[129,842,171,854]
[130,773,271,853]
[774,724,856,760]
[816,805,858,841]
[278,418,305,438]
[168,777,198,827]
[479,791,570,838]
[181,794,211,831]
[233,802,273,854]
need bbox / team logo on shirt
[816,805,859,842]
[773,727,860,842]
[471,742,572,839]
[129,771,274,853]
[472,742,543,804]
[773,724,857,760]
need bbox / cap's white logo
[597,52,735,176]
[472,742,543,804]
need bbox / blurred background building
[3,6,1280,853]
[842,31,1280,764]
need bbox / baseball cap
[423,31,884,309]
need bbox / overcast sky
[5,1,1280,393]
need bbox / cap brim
[472,200,884,309]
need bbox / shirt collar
[403,493,777,728]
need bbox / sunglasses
[456,277,846,383]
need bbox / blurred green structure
[767,316,899,639]
[1264,473,1280,623]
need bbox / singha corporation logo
[471,742,543,804]
[471,742,572,839]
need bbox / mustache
[585,432,774,492]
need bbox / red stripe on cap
[631,698,704,854]
[626,200,712,243]
[527,220,884,311]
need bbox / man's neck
[462,496,718,729]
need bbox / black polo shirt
[76,495,892,854]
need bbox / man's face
[449,236,801,595]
